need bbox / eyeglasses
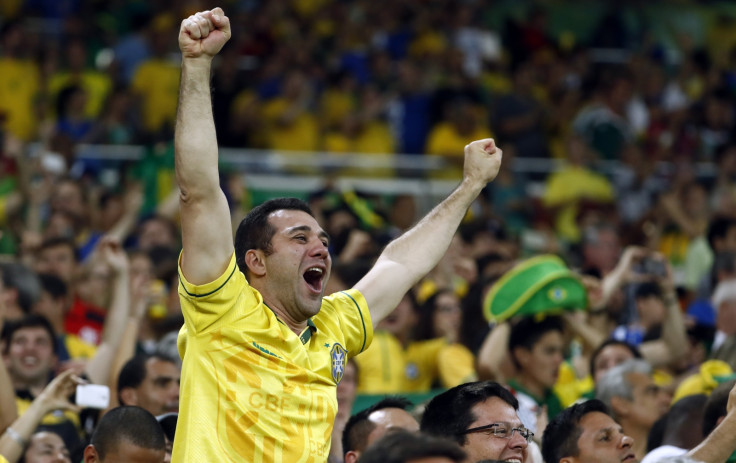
[458,422,534,443]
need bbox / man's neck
[13,377,48,398]
[261,296,308,335]
[516,373,547,400]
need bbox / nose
[311,238,329,258]
[619,434,634,449]
[508,430,529,449]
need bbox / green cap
[483,255,587,323]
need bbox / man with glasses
[421,381,532,463]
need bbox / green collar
[264,303,317,345]
[299,319,317,345]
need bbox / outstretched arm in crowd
[175,8,234,286]
[688,382,736,463]
[0,370,81,463]
[355,139,502,326]
[106,271,151,409]
[0,297,19,433]
[638,260,688,367]
[83,237,131,386]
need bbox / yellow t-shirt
[63,333,97,360]
[173,253,373,463]
[0,58,40,141]
[131,59,181,133]
[262,98,319,152]
[355,332,475,393]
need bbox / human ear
[513,346,531,369]
[84,444,100,462]
[119,387,138,406]
[560,456,578,463]
[245,250,266,277]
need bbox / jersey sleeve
[178,252,255,334]
[324,289,373,357]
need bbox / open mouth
[621,453,636,462]
[303,267,324,293]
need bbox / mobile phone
[75,384,110,409]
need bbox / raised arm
[354,139,501,325]
[176,8,234,285]
[688,382,736,463]
[84,238,131,385]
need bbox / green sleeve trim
[178,263,237,298]
[341,291,367,353]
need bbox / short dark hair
[589,340,641,382]
[38,273,68,300]
[707,216,736,250]
[38,236,79,262]
[1,314,58,355]
[1,262,42,313]
[702,379,736,436]
[542,399,610,463]
[420,381,519,445]
[234,198,314,274]
[90,406,165,460]
[342,396,414,454]
[117,353,178,404]
[634,282,662,300]
[508,316,564,370]
[357,429,466,463]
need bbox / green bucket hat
[483,255,587,323]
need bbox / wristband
[4,427,28,447]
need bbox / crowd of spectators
[1,0,736,462]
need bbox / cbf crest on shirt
[331,343,347,383]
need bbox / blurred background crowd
[1,0,736,462]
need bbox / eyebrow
[596,426,624,437]
[286,225,331,243]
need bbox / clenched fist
[179,7,231,60]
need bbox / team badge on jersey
[330,343,347,384]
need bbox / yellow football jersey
[355,332,475,393]
[173,253,373,463]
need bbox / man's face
[125,358,180,416]
[36,246,77,284]
[562,412,635,463]
[462,397,528,463]
[635,297,665,330]
[717,300,736,335]
[84,442,165,463]
[33,291,67,323]
[516,330,564,390]
[715,225,736,252]
[4,326,56,387]
[622,372,669,429]
[259,210,331,320]
[593,345,634,383]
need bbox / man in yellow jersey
[173,7,503,462]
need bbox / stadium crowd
[1,0,736,462]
